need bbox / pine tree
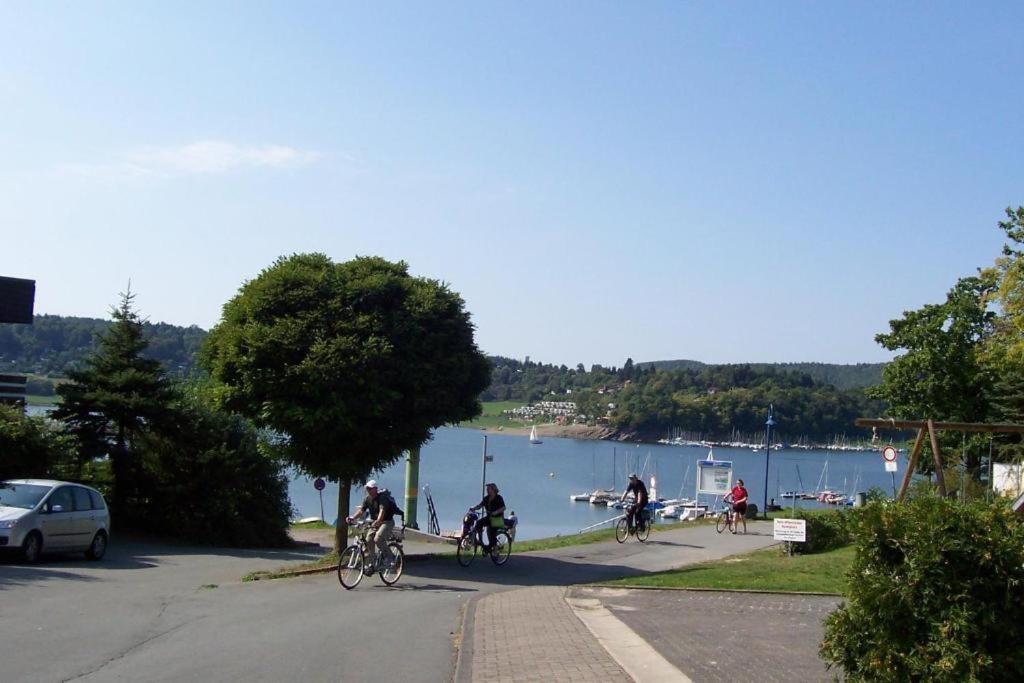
[54,287,177,517]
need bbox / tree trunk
[336,478,351,552]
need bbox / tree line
[0,313,204,382]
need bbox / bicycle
[715,507,736,534]
[615,501,651,543]
[337,519,405,589]
[456,509,516,567]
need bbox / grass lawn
[604,544,855,595]
[289,520,334,531]
[25,394,59,406]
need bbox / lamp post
[763,404,775,519]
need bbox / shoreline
[473,423,618,440]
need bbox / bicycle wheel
[636,518,651,542]
[379,542,405,585]
[337,545,364,590]
[716,512,728,534]
[456,534,476,567]
[727,513,735,533]
[490,530,512,566]
[615,518,629,543]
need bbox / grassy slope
[605,544,854,594]
[460,400,540,428]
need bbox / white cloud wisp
[59,140,321,179]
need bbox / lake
[289,426,906,540]
[27,405,903,540]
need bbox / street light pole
[763,404,775,519]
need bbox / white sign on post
[882,445,898,472]
[774,518,807,542]
[697,458,732,496]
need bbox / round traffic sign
[314,477,326,491]
[882,446,898,462]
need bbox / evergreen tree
[54,288,177,517]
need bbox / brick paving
[572,587,842,682]
[470,586,627,681]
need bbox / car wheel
[22,531,42,563]
[85,531,107,560]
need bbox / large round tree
[201,254,491,548]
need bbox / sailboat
[529,425,542,445]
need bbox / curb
[452,594,481,683]
[584,584,844,597]
[245,552,447,581]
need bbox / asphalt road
[0,524,777,682]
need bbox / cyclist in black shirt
[621,473,649,532]
[346,479,397,568]
[472,482,506,552]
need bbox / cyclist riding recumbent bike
[457,482,517,566]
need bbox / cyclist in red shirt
[726,479,749,534]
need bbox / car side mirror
[50,504,64,513]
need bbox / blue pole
[763,405,775,519]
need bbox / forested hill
[638,359,885,390]
[0,314,205,377]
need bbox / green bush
[135,391,293,547]
[820,494,1024,681]
[0,404,78,480]
[788,508,852,554]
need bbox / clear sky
[2,2,1021,367]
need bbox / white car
[0,479,110,562]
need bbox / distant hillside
[0,315,884,398]
[638,359,885,390]
[0,314,206,377]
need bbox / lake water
[27,406,902,540]
[289,426,907,540]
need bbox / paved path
[2,521,832,682]
[571,586,842,682]
[459,522,781,681]
[469,587,627,682]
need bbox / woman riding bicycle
[725,478,748,534]
[472,483,506,552]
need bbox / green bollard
[404,446,420,529]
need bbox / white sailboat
[529,425,542,445]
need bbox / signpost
[774,517,807,556]
[314,477,326,522]
[882,445,898,496]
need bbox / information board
[697,458,732,495]
[773,518,807,542]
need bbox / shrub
[0,404,78,480]
[135,391,293,547]
[820,494,1024,681]
[787,508,852,554]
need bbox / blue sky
[2,2,1021,366]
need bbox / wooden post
[927,419,947,496]
[897,428,927,502]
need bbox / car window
[0,482,52,509]
[72,487,92,512]
[47,486,74,513]
[88,490,105,510]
